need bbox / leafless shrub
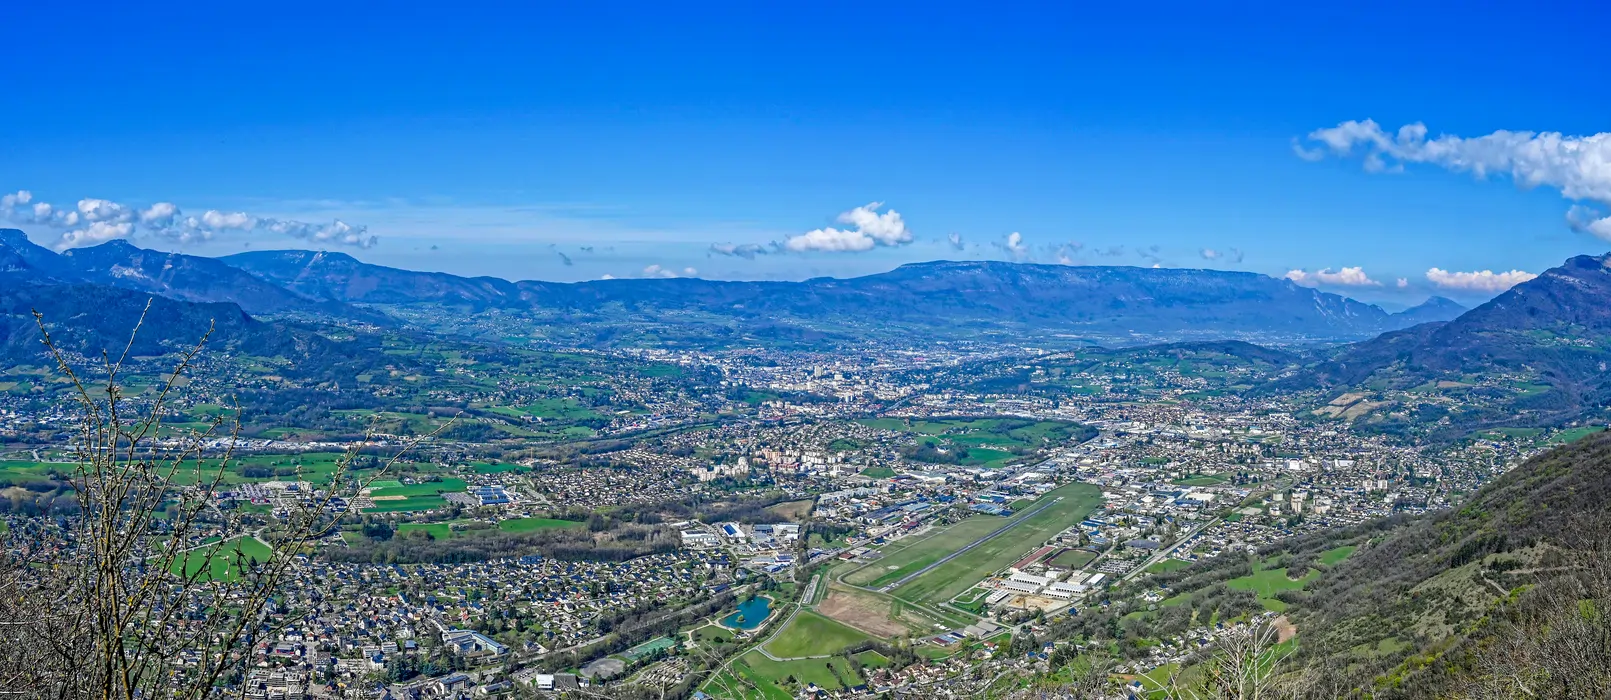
[1447,523,1611,700]
[0,303,445,699]
[1138,615,1297,700]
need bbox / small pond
[720,595,774,630]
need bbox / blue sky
[2,1,1607,305]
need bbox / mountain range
[0,230,1468,348]
[1287,252,1611,435]
[222,250,1462,343]
[0,230,353,317]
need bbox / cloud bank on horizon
[1284,264,1539,294]
[1285,266,1381,287]
[1425,267,1538,292]
[1296,119,1611,242]
[0,190,376,250]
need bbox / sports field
[362,477,467,512]
[368,477,467,498]
[622,636,678,661]
[1048,548,1097,570]
[844,481,1103,606]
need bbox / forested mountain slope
[1282,430,1611,697]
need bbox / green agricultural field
[172,536,272,583]
[30,451,430,488]
[167,452,401,486]
[519,398,602,420]
[963,447,1016,467]
[860,466,897,478]
[471,461,521,474]
[738,650,864,692]
[710,656,796,700]
[498,517,585,533]
[764,612,869,658]
[396,522,456,539]
[637,364,683,378]
[0,460,67,484]
[853,650,891,669]
[847,482,1103,607]
[1549,426,1607,445]
[1146,559,1194,574]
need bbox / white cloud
[1396,278,1409,289]
[785,227,876,252]
[1425,267,1537,292]
[0,191,31,209]
[995,231,1030,259]
[947,232,964,251]
[783,203,911,253]
[1200,248,1222,260]
[1284,266,1382,287]
[199,210,255,230]
[139,202,179,226]
[640,264,697,279]
[77,198,133,224]
[0,189,376,249]
[1567,204,1611,241]
[1298,120,1611,239]
[57,221,135,249]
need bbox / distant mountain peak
[0,228,34,246]
[1389,295,1467,325]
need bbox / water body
[720,596,773,630]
